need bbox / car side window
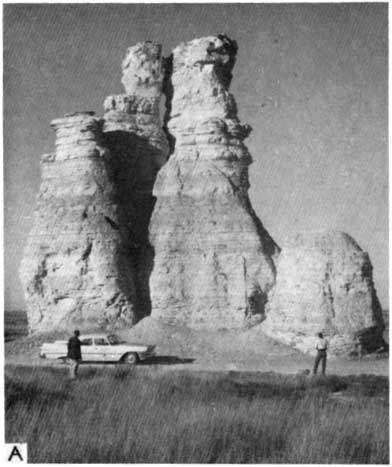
[81,338,92,346]
[94,338,109,346]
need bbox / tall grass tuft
[5,366,388,463]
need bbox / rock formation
[261,231,385,355]
[19,36,385,358]
[103,42,169,319]
[149,36,280,329]
[20,42,169,332]
[20,112,137,331]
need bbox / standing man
[313,332,328,375]
[67,329,82,379]
[355,335,363,360]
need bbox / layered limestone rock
[103,42,169,319]
[20,36,384,357]
[20,112,137,332]
[149,36,280,329]
[261,231,385,355]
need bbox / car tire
[123,352,138,365]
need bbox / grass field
[5,365,389,463]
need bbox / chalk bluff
[261,232,385,354]
[20,35,384,354]
[103,42,169,319]
[20,42,168,332]
[19,112,137,331]
[149,36,280,328]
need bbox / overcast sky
[4,3,388,310]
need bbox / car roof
[80,334,109,339]
[78,334,149,346]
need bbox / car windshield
[107,334,121,345]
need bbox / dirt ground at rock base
[5,316,388,376]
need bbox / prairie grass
[5,365,389,463]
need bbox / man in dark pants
[313,332,328,375]
[67,330,82,379]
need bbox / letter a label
[5,444,27,463]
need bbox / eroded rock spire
[149,35,280,329]
[20,112,137,331]
[20,37,384,356]
[103,41,169,319]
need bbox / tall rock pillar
[20,112,137,331]
[149,35,280,329]
[103,42,169,320]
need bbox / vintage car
[39,333,156,365]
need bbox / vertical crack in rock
[103,42,170,321]
[149,35,280,329]
[80,242,93,262]
[20,112,137,332]
[261,231,385,355]
[104,216,119,230]
[162,54,175,154]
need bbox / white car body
[40,334,156,363]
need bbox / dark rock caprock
[149,36,280,329]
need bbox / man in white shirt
[313,332,328,375]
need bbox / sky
[4,3,388,310]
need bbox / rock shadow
[77,356,195,366]
[103,131,164,321]
[139,356,195,365]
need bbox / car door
[80,337,94,361]
[93,337,110,361]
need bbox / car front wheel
[123,352,138,365]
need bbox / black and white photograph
[3,2,388,463]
